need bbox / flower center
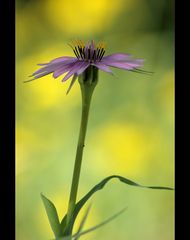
[69,40,106,62]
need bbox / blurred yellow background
[16,0,174,239]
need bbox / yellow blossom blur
[44,0,126,35]
[93,123,164,176]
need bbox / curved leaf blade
[61,175,174,233]
[41,193,62,238]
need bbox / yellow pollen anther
[74,40,78,46]
[97,41,105,49]
[96,42,100,49]
[70,40,76,48]
[79,40,84,48]
[76,40,82,47]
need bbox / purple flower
[26,40,148,94]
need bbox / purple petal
[53,62,77,78]
[90,40,95,52]
[33,59,77,76]
[84,42,89,58]
[102,53,131,62]
[24,69,54,82]
[93,62,113,74]
[62,61,88,82]
[66,74,78,95]
[77,62,90,75]
[33,70,54,79]
[102,59,144,70]
[32,62,66,76]
[53,67,71,78]
[50,56,76,64]
[90,40,95,60]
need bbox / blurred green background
[16,0,174,239]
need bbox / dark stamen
[73,49,79,59]
[96,48,101,60]
[88,48,91,60]
[92,50,96,61]
[78,46,84,59]
[82,47,85,59]
[74,47,80,59]
[99,49,105,60]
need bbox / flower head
[26,40,148,94]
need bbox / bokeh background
[16,0,174,239]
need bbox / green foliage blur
[16,0,174,239]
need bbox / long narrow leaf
[72,207,127,239]
[61,175,174,233]
[74,204,92,240]
[41,193,62,238]
[57,207,127,240]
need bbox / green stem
[66,66,98,231]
